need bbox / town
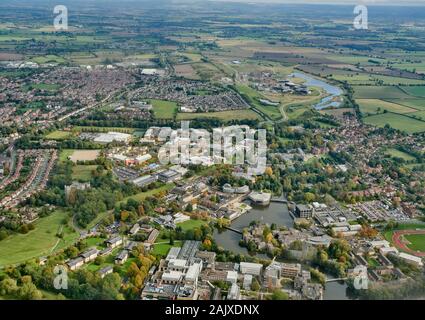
[0,0,425,302]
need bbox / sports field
[149,99,178,119]
[392,230,425,257]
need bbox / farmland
[363,113,425,134]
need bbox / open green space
[357,99,417,115]
[235,84,281,120]
[384,148,416,161]
[0,211,78,266]
[363,112,425,134]
[119,183,175,204]
[353,86,412,99]
[45,130,72,141]
[23,83,61,92]
[400,86,425,98]
[29,55,66,64]
[72,165,98,182]
[152,241,183,256]
[149,99,178,119]
[176,109,260,121]
[405,234,425,252]
[177,219,209,231]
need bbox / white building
[239,262,263,276]
[94,132,132,144]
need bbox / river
[290,72,343,110]
[213,201,351,299]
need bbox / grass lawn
[405,234,425,252]
[59,149,75,163]
[149,99,178,119]
[384,222,425,243]
[357,99,417,115]
[176,109,260,121]
[152,241,183,256]
[235,84,281,120]
[384,148,416,161]
[177,219,209,231]
[0,211,78,267]
[23,83,61,92]
[401,86,425,98]
[72,165,98,181]
[30,55,66,64]
[353,86,411,99]
[363,112,425,134]
[45,130,72,141]
[119,183,175,204]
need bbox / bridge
[326,277,348,283]
[223,226,243,234]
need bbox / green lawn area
[30,55,66,64]
[23,83,61,92]
[384,222,425,243]
[357,99,417,115]
[149,99,178,119]
[0,211,78,267]
[119,183,175,204]
[353,86,412,99]
[72,165,98,182]
[367,257,380,268]
[235,84,281,120]
[401,86,425,98]
[59,149,75,163]
[176,109,260,121]
[405,234,425,252]
[363,112,425,134]
[384,148,416,161]
[45,130,72,141]
[177,219,209,231]
[152,241,183,257]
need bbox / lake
[290,72,343,110]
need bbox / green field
[152,241,183,256]
[353,86,411,99]
[363,113,425,133]
[45,130,72,140]
[177,219,209,231]
[357,99,417,115]
[235,84,281,120]
[0,211,78,266]
[176,109,260,121]
[401,86,425,98]
[405,234,425,252]
[384,222,425,242]
[72,165,98,181]
[23,83,61,92]
[59,149,75,163]
[29,55,66,64]
[149,99,178,119]
[119,183,175,204]
[384,148,416,161]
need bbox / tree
[268,289,289,300]
[251,278,260,291]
